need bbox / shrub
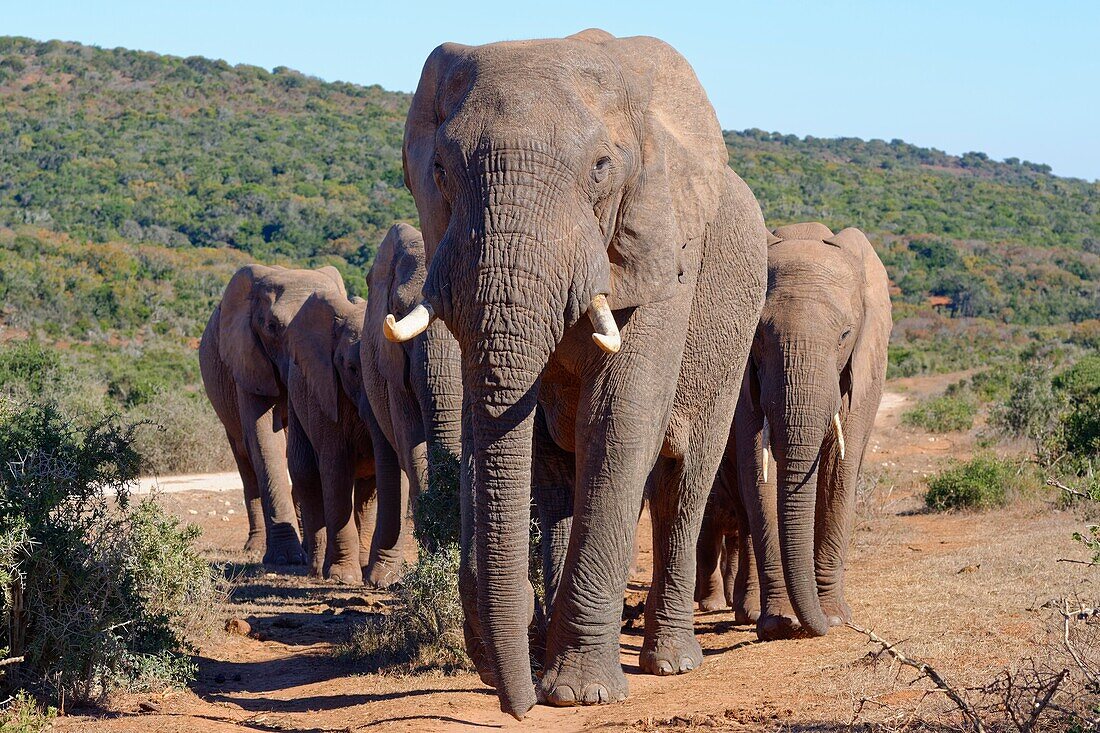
[0,692,56,732]
[902,387,977,432]
[413,442,461,553]
[339,544,469,674]
[127,389,234,475]
[0,400,223,705]
[924,454,1027,511]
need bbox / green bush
[0,400,222,704]
[902,387,977,432]
[413,442,461,553]
[0,692,56,733]
[339,544,469,674]
[924,454,1023,511]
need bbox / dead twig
[848,621,986,732]
[1047,478,1092,500]
[1060,601,1100,689]
[0,656,24,668]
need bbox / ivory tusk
[587,294,621,354]
[833,412,846,461]
[761,417,771,484]
[383,301,435,343]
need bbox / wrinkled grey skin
[694,431,759,623]
[199,264,346,565]
[402,30,767,717]
[285,291,378,584]
[700,222,892,640]
[360,222,463,589]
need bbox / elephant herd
[198,30,891,719]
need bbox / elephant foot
[697,591,728,613]
[538,643,627,706]
[262,536,307,566]
[327,561,363,585]
[639,627,703,677]
[242,532,265,556]
[362,558,402,589]
[733,603,761,626]
[821,596,852,628]
[756,612,803,641]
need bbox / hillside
[0,36,1096,457]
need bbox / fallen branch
[1047,478,1092,500]
[0,656,23,668]
[848,621,986,733]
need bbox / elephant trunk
[767,346,837,638]
[421,319,463,458]
[464,310,550,719]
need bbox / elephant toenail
[582,684,608,704]
[549,685,576,705]
[656,660,674,675]
[679,658,694,672]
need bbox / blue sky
[6,1,1099,180]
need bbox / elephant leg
[531,406,575,663]
[287,411,325,577]
[729,508,760,625]
[354,476,377,573]
[238,390,306,566]
[229,433,265,555]
[532,406,574,618]
[319,451,361,585]
[364,417,405,589]
[695,499,727,612]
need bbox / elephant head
[218,264,347,398]
[286,291,368,424]
[747,223,891,636]
[389,30,731,716]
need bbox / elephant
[694,436,758,623]
[385,30,768,717]
[699,222,891,641]
[199,264,346,565]
[361,222,463,586]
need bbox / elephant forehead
[441,43,622,126]
[768,241,860,281]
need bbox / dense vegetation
[0,36,1096,472]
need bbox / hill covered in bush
[0,37,1096,470]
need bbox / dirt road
[56,375,1091,732]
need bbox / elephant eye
[839,327,853,344]
[591,156,612,183]
[433,160,447,184]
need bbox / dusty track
[55,373,1093,732]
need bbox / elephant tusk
[383,301,435,343]
[587,294,621,354]
[761,417,771,484]
[833,412,846,461]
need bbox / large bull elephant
[385,30,767,717]
[362,223,463,586]
[284,291,379,584]
[199,265,346,565]
[712,222,892,640]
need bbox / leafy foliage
[0,401,222,704]
[902,382,977,432]
[924,454,1028,511]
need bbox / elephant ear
[594,35,730,309]
[403,43,470,262]
[218,266,280,398]
[316,265,347,297]
[827,228,892,416]
[287,293,341,424]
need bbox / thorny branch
[1060,601,1100,689]
[848,621,986,733]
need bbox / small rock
[206,510,217,516]
[221,516,230,522]
[138,701,160,713]
[187,509,199,515]
[227,509,236,515]
[957,564,980,574]
[225,618,252,636]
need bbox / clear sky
[5,1,1099,180]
